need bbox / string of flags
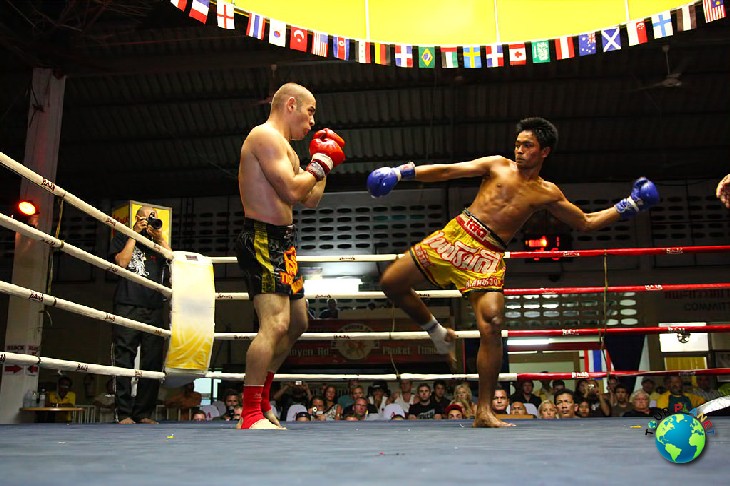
[171,0,726,68]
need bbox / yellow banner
[235,0,693,44]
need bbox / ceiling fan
[637,45,686,90]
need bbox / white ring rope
[0,212,171,297]
[0,352,164,380]
[216,290,459,300]
[214,331,476,341]
[0,152,173,260]
[0,280,171,337]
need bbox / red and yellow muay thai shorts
[410,210,507,295]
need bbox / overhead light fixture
[507,338,550,347]
[304,277,362,296]
[17,200,38,217]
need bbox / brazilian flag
[418,46,435,68]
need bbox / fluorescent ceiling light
[304,277,362,295]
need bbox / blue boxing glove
[367,162,416,198]
[614,177,660,218]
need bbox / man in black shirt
[109,206,171,424]
[408,383,444,420]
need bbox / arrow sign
[4,364,22,374]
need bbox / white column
[0,68,65,424]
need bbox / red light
[525,236,549,249]
[17,200,38,217]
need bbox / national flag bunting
[462,46,482,68]
[268,19,286,47]
[554,36,575,60]
[418,47,435,68]
[170,0,188,11]
[357,41,371,63]
[626,20,647,46]
[374,43,390,65]
[290,26,307,52]
[246,13,265,39]
[677,4,697,31]
[601,27,621,52]
[508,43,526,65]
[531,41,550,63]
[333,36,350,60]
[394,44,413,67]
[484,45,503,68]
[217,1,235,29]
[441,47,458,68]
[578,33,596,56]
[311,32,328,57]
[189,0,209,23]
[651,11,673,39]
[703,0,726,22]
[584,349,612,373]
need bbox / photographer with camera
[109,205,171,424]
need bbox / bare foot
[472,412,516,428]
[118,417,135,424]
[263,409,286,429]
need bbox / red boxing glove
[306,128,346,181]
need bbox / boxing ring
[1,152,730,484]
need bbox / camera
[146,214,163,230]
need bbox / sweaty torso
[467,159,560,244]
[238,124,300,225]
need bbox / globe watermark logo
[645,407,715,464]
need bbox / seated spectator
[319,298,339,318]
[337,379,360,410]
[535,375,554,403]
[509,401,528,416]
[93,378,116,422]
[490,387,509,415]
[430,379,450,411]
[191,409,207,422]
[444,403,464,420]
[577,379,610,416]
[343,386,377,416]
[640,377,661,405]
[164,382,202,421]
[218,389,241,422]
[389,378,416,414]
[368,381,389,418]
[285,404,308,422]
[509,379,542,409]
[349,397,375,421]
[610,384,633,417]
[622,390,661,417]
[692,375,723,402]
[551,379,566,397]
[538,400,558,419]
[199,404,221,421]
[296,411,311,422]
[576,398,593,418]
[656,375,705,414]
[382,403,406,420]
[554,389,579,419]
[451,382,477,418]
[309,396,327,421]
[47,375,77,422]
[322,385,342,420]
[408,384,443,420]
[277,382,312,421]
